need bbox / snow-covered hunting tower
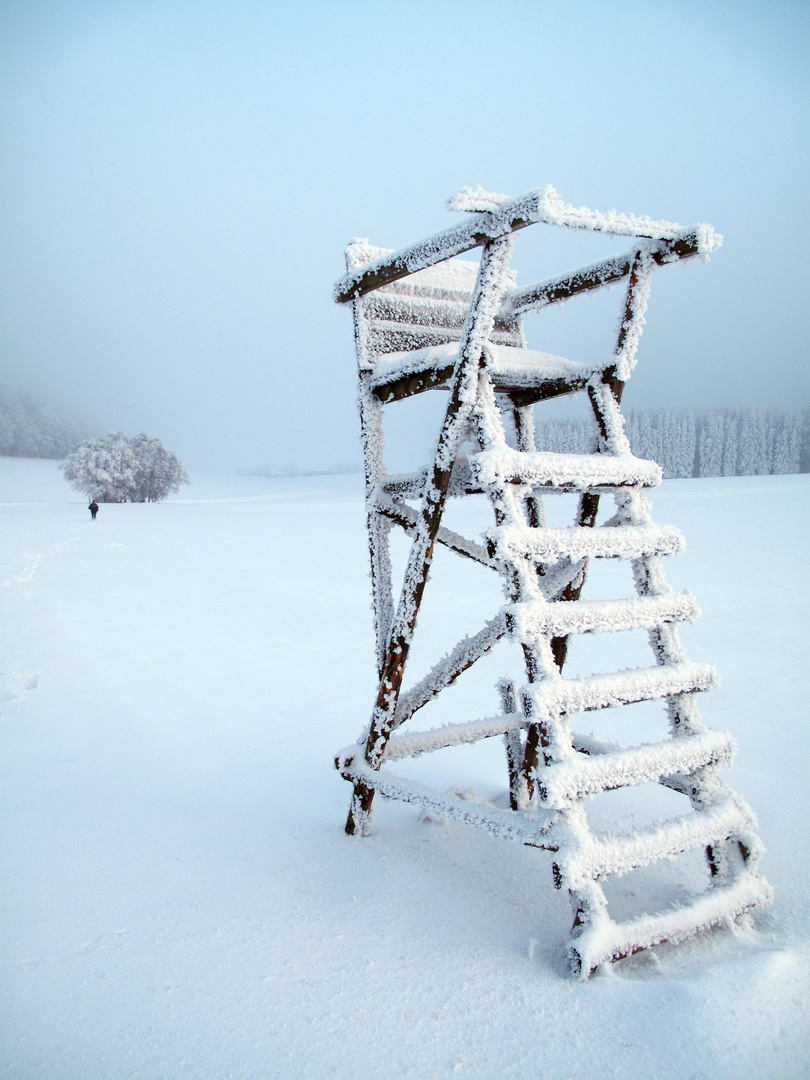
[333,185,772,977]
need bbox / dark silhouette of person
[89,500,99,520]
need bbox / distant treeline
[535,407,810,478]
[0,388,93,459]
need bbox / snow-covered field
[1,457,808,1080]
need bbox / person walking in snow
[89,500,99,520]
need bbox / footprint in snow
[0,670,40,714]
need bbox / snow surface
[1,458,809,1079]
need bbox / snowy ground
[1,457,808,1080]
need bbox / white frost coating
[383,711,525,761]
[587,377,634,455]
[612,247,656,383]
[694,222,723,260]
[536,186,683,239]
[524,660,719,722]
[483,342,600,386]
[352,242,494,305]
[433,234,516,473]
[369,341,596,395]
[491,522,684,563]
[507,592,699,640]
[537,728,734,807]
[370,342,459,387]
[472,448,662,490]
[570,872,773,977]
[502,226,723,317]
[337,753,558,844]
[334,185,719,304]
[558,797,755,885]
[446,186,512,213]
[392,612,508,728]
[374,489,498,568]
[381,236,515,653]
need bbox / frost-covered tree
[0,386,92,458]
[696,411,723,477]
[721,411,739,476]
[60,432,189,502]
[801,407,810,473]
[534,405,807,478]
[738,409,769,476]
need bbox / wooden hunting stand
[333,185,771,976]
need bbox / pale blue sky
[1,0,807,471]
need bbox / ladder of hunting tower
[333,186,771,976]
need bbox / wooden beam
[334,212,535,304]
[335,185,718,306]
[503,229,708,315]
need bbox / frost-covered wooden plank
[568,730,711,798]
[370,342,598,400]
[369,342,461,390]
[375,491,498,568]
[473,448,662,491]
[503,226,722,315]
[537,728,734,806]
[525,660,719,719]
[392,612,508,728]
[335,752,557,845]
[559,798,754,886]
[491,522,683,564]
[365,292,522,338]
[335,185,701,303]
[569,871,773,978]
[483,343,601,393]
[365,325,523,384]
[383,712,525,761]
[508,592,699,640]
[369,342,459,403]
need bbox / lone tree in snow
[60,432,189,503]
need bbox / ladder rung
[559,798,753,886]
[569,872,774,977]
[492,522,684,564]
[472,448,662,491]
[525,660,718,720]
[383,712,524,761]
[508,592,699,641]
[539,728,734,806]
[335,751,557,846]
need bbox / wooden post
[345,235,516,834]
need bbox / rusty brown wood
[497,679,525,811]
[374,363,456,403]
[503,376,593,410]
[376,369,595,407]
